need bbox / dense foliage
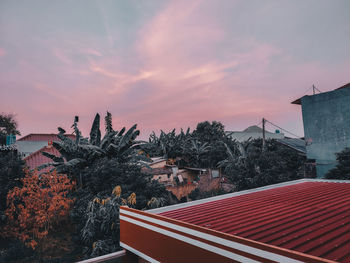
[4,170,74,250]
[39,112,170,259]
[143,121,237,168]
[219,139,306,191]
[325,147,350,179]
[0,113,310,262]
[0,151,25,216]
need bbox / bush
[325,147,350,180]
[222,139,306,191]
[0,150,25,213]
[4,170,75,251]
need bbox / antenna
[262,118,266,151]
[312,84,322,95]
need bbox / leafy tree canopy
[220,139,306,191]
[325,147,350,180]
[0,151,25,213]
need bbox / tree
[38,112,171,258]
[0,113,21,145]
[221,139,306,191]
[0,150,25,214]
[39,112,147,186]
[192,121,234,168]
[80,186,134,257]
[4,170,75,252]
[325,147,350,180]
[182,140,210,168]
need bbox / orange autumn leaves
[4,170,75,250]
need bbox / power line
[264,119,302,138]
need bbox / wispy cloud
[0,0,349,137]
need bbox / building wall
[15,141,49,157]
[301,87,350,177]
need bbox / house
[226,125,284,142]
[142,158,223,199]
[16,133,75,158]
[15,133,75,171]
[22,145,60,172]
[142,167,174,186]
[276,137,306,154]
[120,179,350,262]
[292,83,350,177]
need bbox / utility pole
[262,118,266,151]
[312,84,316,95]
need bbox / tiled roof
[157,180,350,262]
[23,145,60,171]
[142,167,172,175]
[18,133,75,141]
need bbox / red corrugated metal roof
[18,133,75,141]
[23,145,60,171]
[159,181,350,262]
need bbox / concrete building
[226,125,284,142]
[292,83,350,177]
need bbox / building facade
[293,83,350,177]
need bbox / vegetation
[325,147,350,179]
[0,151,25,215]
[3,170,74,262]
[38,112,169,260]
[219,139,306,191]
[143,121,237,168]
[0,113,310,262]
[0,113,21,145]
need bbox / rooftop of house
[276,137,306,154]
[120,179,350,262]
[23,145,60,171]
[226,125,280,135]
[142,167,172,176]
[18,133,76,142]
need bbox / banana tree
[38,112,149,185]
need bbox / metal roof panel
[158,181,350,262]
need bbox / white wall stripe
[120,215,260,263]
[119,242,160,263]
[120,212,304,263]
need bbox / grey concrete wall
[301,87,350,177]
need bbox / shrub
[325,147,350,180]
[4,170,75,250]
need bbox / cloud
[1,0,349,138]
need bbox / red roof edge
[18,133,75,141]
[23,145,56,161]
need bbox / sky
[1,0,349,139]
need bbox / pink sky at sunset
[1,0,349,139]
